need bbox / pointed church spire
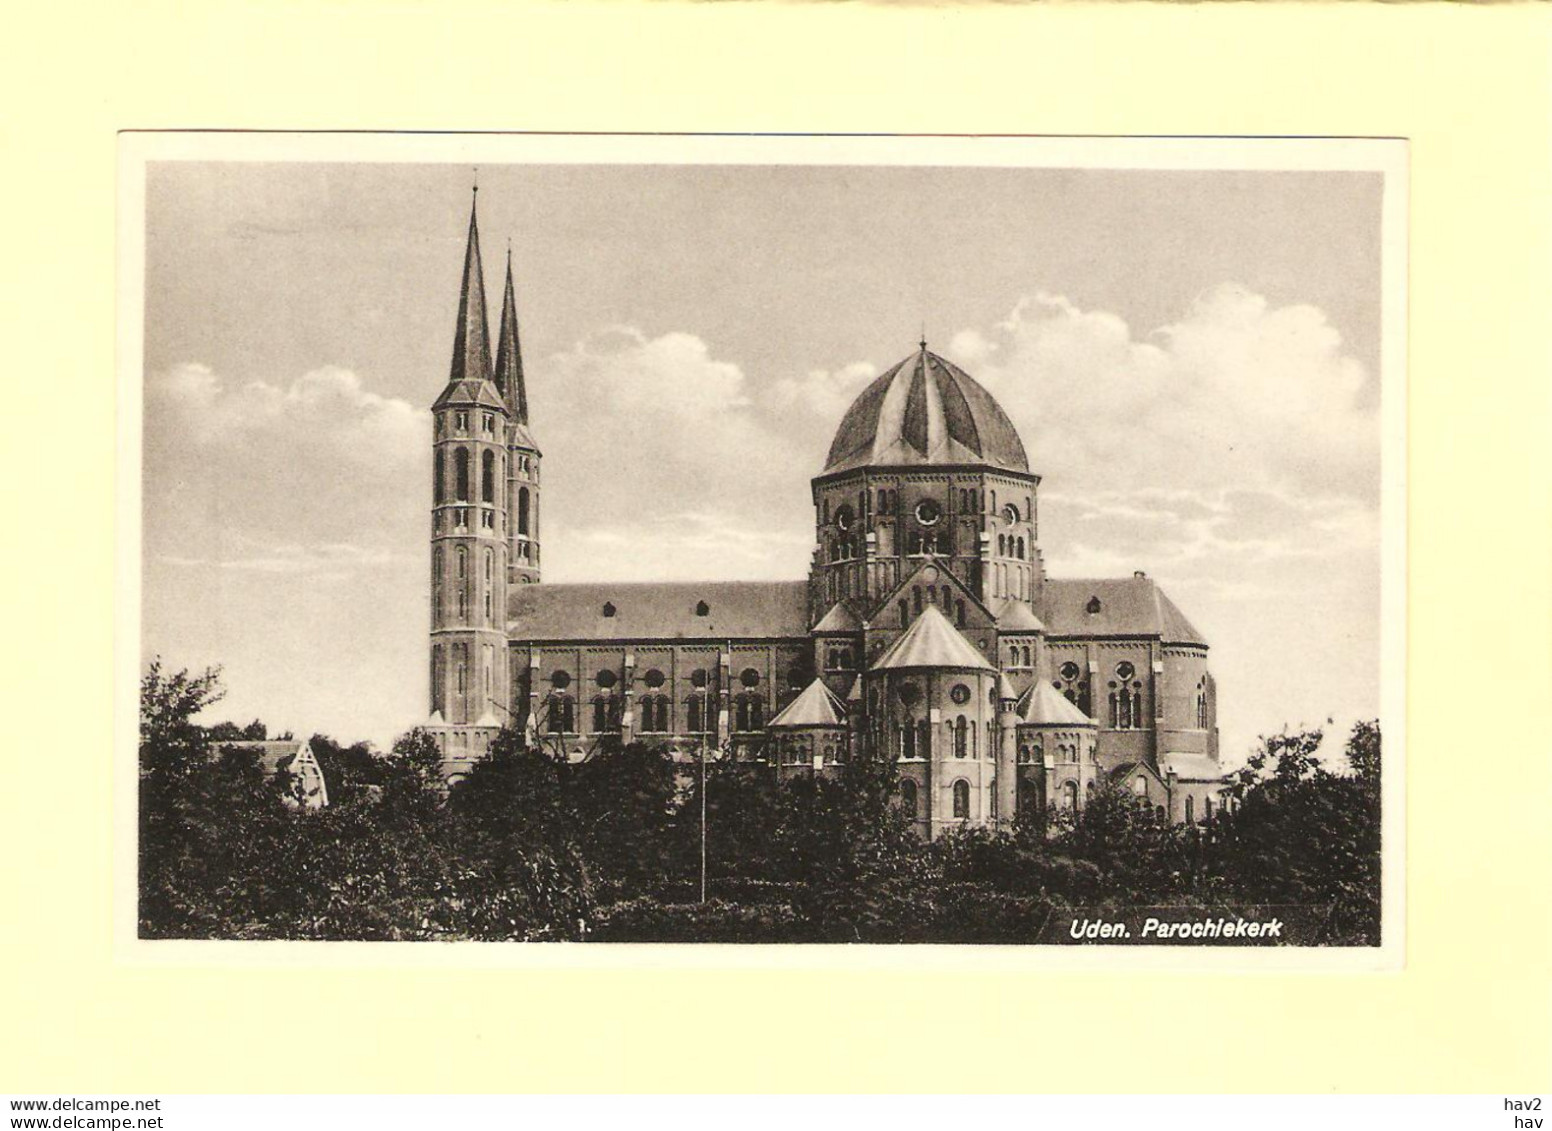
[494,244,529,423]
[449,189,492,384]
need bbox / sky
[141,159,1386,766]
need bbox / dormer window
[695,601,710,617]
[1086,596,1103,614]
[602,602,616,618]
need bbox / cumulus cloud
[952,285,1379,507]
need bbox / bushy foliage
[138,662,1382,946]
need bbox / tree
[1207,723,1382,944]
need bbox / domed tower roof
[823,343,1029,476]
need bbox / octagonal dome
[822,344,1029,475]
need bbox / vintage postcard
[119,132,1406,965]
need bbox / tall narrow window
[435,451,446,504]
[898,600,908,627]
[902,723,916,760]
[953,779,970,819]
[481,450,495,504]
[1062,781,1078,810]
[432,547,443,623]
[954,715,968,758]
[483,550,493,621]
[917,719,931,759]
[899,778,918,813]
[454,448,470,501]
[956,599,966,627]
[518,487,530,536]
[1185,796,1195,824]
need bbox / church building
[426,192,1224,836]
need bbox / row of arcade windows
[435,450,534,537]
[538,691,765,734]
[898,584,968,628]
[996,534,1027,560]
[1109,688,1145,730]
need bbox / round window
[690,669,709,688]
[897,682,921,706]
[1003,503,1020,525]
[596,670,617,689]
[1116,660,1136,681]
[550,670,572,689]
[740,667,761,688]
[1059,661,1081,681]
[950,683,971,705]
[834,504,854,532]
[914,499,941,526]
[643,668,665,689]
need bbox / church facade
[426,194,1224,836]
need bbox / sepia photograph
[129,135,1403,949]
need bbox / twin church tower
[425,189,1224,835]
[427,192,540,737]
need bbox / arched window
[592,696,616,733]
[899,778,918,814]
[735,692,764,732]
[1156,805,1167,822]
[898,600,908,627]
[695,601,710,617]
[454,448,470,501]
[686,695,706,734]
[917,719,932,759]
[954,715,968,758]
[1017,776,1036,813]
[1016,537,1025,560]
[547,694,574,734]
[1197,681,1209,729]
[1062,781,1078,810]
[481,450,495,504]
[1133,774,1148,796]
[434,450,446,504]
[998,533,1007,556]
[1204,797,1214,821]
[902,723,916,760]
[1185,796,1195,824]
[430,644,444,715]
[952,779,970,819]
[518,487,530,535]
[955,599,966,627]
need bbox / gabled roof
[1110,760,1167,788]
[508,581,809,642]
[1040,577,1207,647]
[871,604,995,672]
[1017,681,1096,727]
[994,598,1046,632]
[1160,751,1225,782]
[769,679,847,729]
[812,601,862,634]
[872,556,996,630]
[824,346,1030,475]
[215,738,306,777]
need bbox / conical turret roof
[768,679,848,729]
[1018,681,1096,727]
[871,604,995,672]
